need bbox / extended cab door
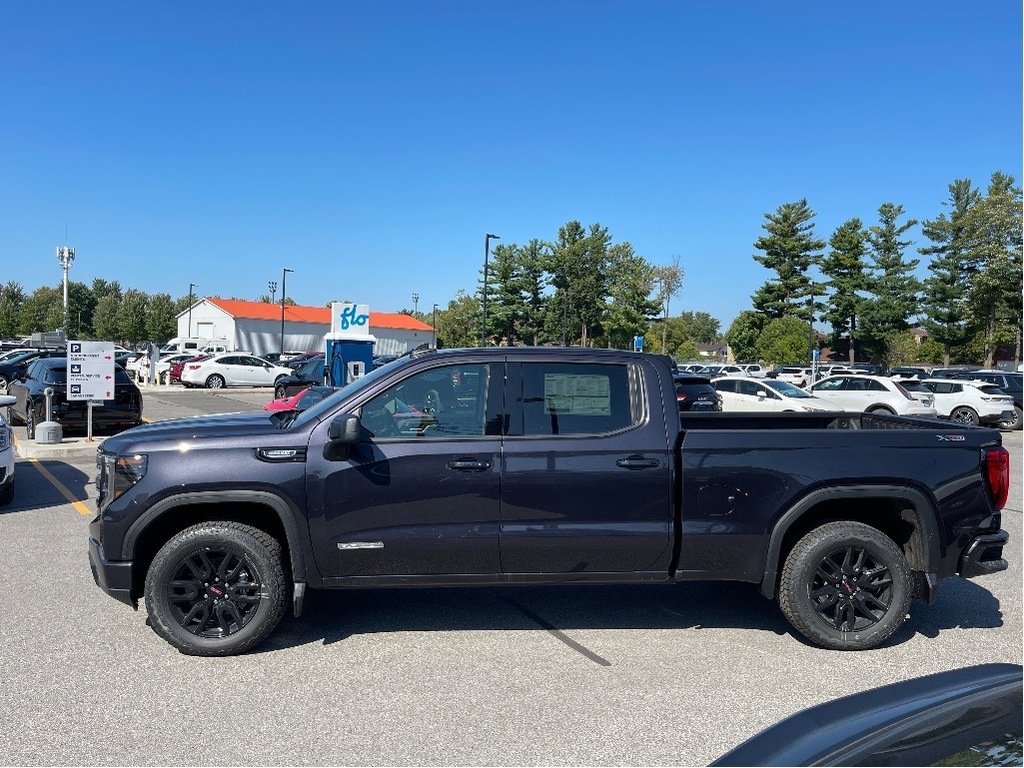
[305,359,505,578]
[499,358,673,576]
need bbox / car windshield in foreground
[284,356,408,430]
[764,380,813,398]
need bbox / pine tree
[751,199,824,319]
[820,219,869,364]
[920,179,979,365]
[859,203,921,356]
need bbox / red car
[169,354,212,385]
[264,386,336,412]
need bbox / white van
[159,338,231,355]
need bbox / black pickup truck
[89,348,1011,656]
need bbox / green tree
[17,286,62,334]
[0,282,25,337]
[920,179,980,365]
[652,256,684,351]
[145,293,178,341]
[963,172,1023,367]
[677,311,722,344]
[751,199,824,319]
[485,243,528,345]
[725,310,767,363]
[546,221,611,345]
[93,295,120,341]
[116,289,150,344]
[436,291,480,349]
[820,218,868,364]
[757,316,810,365]
[518,239,550,346]
[602,242,660,349]
[66,281,96,337]
[859,203,922,356]
[882,330,921,367]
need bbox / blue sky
[2,1,1020,330]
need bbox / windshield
[287,356,410,429]
[764,380,813,398]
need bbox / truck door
[305,360,505,578]
[499,359,673,576]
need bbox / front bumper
[958,530,1010,578]
[88,536,136,608]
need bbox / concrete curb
[14,433,103,461]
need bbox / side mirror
[756,390,767,399]
[328,413,361,444]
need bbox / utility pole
[268,280,277,304]
[412,292,420,315]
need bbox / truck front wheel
[144,522,288,656]
[778,521,912,651]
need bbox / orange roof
[205,297,434,331]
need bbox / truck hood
[100,411,283,454]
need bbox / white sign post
[67,341,115,442]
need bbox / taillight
[983,447,1010,509]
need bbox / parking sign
[67,341,116,400]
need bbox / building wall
[373,329,434,356]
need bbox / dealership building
[176,297,435,357]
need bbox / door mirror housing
[328,413,362,444]
[757,390,768,400]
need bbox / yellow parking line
[29,459,93,516]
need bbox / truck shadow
[261,578,1004,654]
[1,458,92,516]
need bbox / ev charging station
[325,302,375,386]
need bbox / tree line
[726,172,1022,367]
[3,172,1019,367]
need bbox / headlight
[110,454,148,499]
[0,426,9,451]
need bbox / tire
[144,522,287,656]
[0,477,13,506]
[206,374,225,389]
[7,406,21,426]
[778,520,912,651]
[1004,406,1023,431]
[274,385,287,400]
[866,406,895,416]
[950,406,980,426]
[0,376,7,395]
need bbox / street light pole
[188,283,198,337]
[280,268,293,356]
[481,233,499,346]
[432,303,438,349]
[57,245,75,331]
[412,293,420,315]
[268,280,277,305]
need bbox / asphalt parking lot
[1,388,1021,766]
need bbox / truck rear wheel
[778,521,912,651]
[144,522,287,656]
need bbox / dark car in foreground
[7,357,143,438]
[672,373,721,411]
[712,663,1022,767]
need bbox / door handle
[446,458,492,472]
[616,456,660,469]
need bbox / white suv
[920,379,1016,426]
[776,367,813,388]
[809,374,936,416]
[0,395,15,505]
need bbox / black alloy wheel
[275,384,287,399]
[144,522,287,656]
[0,375,7,395]
[807,545,893,633]
[778,521,912,651]
[165,546,263,639]
[950,406,980,426]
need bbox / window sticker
[544,374,610,415]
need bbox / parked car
[167,353,212,385]
[889,377,937,408]
[697,364,743,377]
[713,376,831,412]
[0,395,14,505]
[712,663,1023,767]
[851,363,887,375]
[282,352,323,370]
[273,354,326,398]
[809,374,936,416]
[180,353,294,389]
[0,348,34,364]
[672,374,722,412]
[264,385,336,413]
[776,366,813,388]
[7,357,143,438]
[888,366,928,379]
[0,349,62,395]
[919,378,1017,426]
[129,352,201,384]
[952,371,1023,430]
[737,363,766,378]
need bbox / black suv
[7,357,144,438]
[672,374,722,412]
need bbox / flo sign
[330,303,370,337]
[67,341,115,401]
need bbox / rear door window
[512,362,639,437]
